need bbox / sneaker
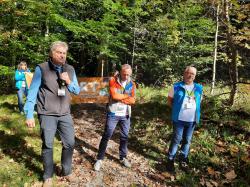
[94,160,102,171]
[42,178,52,187]
[120,158,131,168]
[64,173,79,183]
[166,159,175,173]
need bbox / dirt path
[57,104,168,187]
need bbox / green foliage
[0,0,249,85]
[0,65,15,94]
[202,95,225,121]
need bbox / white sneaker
[120,158,131,168]
[94,160,102,171]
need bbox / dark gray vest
[37,61,74,116]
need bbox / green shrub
[0,65,15,94]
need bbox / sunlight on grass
[132,86,250,186]
[0,94,63,186]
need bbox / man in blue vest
[24,41,80,187]
[166,66,203,173]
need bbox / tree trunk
[223,0,239,106]
[131,14,136,69]
[211,4,220,95]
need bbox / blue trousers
[97,115,131,160]
[167,120,196,160]
[38,114,75,180]
[17,87,28,112]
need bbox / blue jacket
[172,81,203,124]
[15,69,30,89]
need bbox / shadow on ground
[71,100,173,171]
[0,130,43,180]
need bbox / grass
[0,95,62,186]
[0,84,249,186]
[130,84,250,186]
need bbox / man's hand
[26,119,35,128]
[167,96,173,107]
[60,72,71,85]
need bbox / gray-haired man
[24,41,80,186]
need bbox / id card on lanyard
[184,86,195,109]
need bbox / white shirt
[115,80,128,116]
[168,84,196,122]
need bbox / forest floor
[0,86,249,187]
[56,103,171,187]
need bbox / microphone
[58,67,66,87]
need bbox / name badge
[58,88,66,96]
[185,102,193,109]
[117,103,126,111]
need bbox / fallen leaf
[190,148,196,153]
[210,179,219,187]
[229,145,239,157]
[82,160,93,170]
[103,174,115,185]
[207,167,215,176]
[241,155,250,164]
[224,170,237,180]
[215,140,226,147]
[205,181,213,187]
[200,177,205,186]
[161,172,172,178]
[215,146,226,153]
[170,175,175,181]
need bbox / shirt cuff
[25,110,34,119]
[67,82,74,91]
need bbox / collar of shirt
[50,60,63,73]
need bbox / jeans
[17,87,28,112]
[38,114,75,180]
[97,115,131,160]
[167,120,196,160]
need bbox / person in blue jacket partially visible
[166,66,203,173]
[15,61,30,114]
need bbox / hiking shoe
[179,161,189,172]
[42,178,52,187]
[166,159,175,173]
[94,160,102,171]
[178,155,189,172]
[120,158,131,168]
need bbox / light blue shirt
[24,65,80,119]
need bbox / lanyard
[184,85,195,97]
